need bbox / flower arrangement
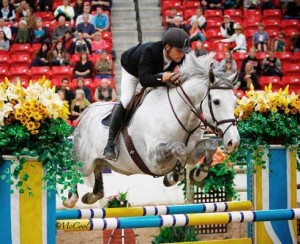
[107,191,128,208]
[228,83,300,171]
[0,77,83,196]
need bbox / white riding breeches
[120,67,140,109]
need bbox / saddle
[101,87,153,127]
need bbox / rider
[103,27,191,161]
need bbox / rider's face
[166,46,185,63]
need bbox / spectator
[216,50,238,73]
[218,60,236,76]
[73,0,84,21]
[54,0,75,22]
[237,62,260,91]
[190,34,208,57]
[94,78,117,102]
[0,30,9,50]
[56,77,75,105]
[168,16,188,33]
[284,0,300,20]
[0,18,11,40]
[218,24,247,53]
[70,89,90,121]
[52,41,70,66]
[244,0,260,9]
[91,30,109,54]
[14,19,31,43]
[31,18,51,43]
[24,7,35,30]
[261,0,275,10]
[62,29,74,52]
[290,33,300,52]
[189,21,206,42]
[220,15,237,38]
[93,6,109,32]
[224,0,238,9]
[30,41,52,67]
[0,0,16,22]
[272,30,286,52]
[73,52,93,78]
[52,15,72,43]
[76,2,94,25]
[252,23,270,52]
[90,0,111,12]
[38,0,52,11]
[188,8,206,30]
[165,7,182,28]
[262,49,283,77]
[95,54,113,78]
[70,31,92,54]
[241,47,261,75]
[57,89,66,101]
[76,14,95,40]
[206,0,223,9]
[15,0,29,19]
[75,77,91,101]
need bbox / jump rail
[56,201,252,220]
[56,208,300,231]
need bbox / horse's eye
[213,99,220,105]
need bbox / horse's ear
[209,68,215,84]
[229,72,239,84]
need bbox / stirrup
[102,145,117,161]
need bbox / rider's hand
[162,72,181,85]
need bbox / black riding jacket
[120,41,184,87]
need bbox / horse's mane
[179,52,216,83]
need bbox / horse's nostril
[227,140,233,148]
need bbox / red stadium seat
[224,9,243,19]
[281,76,300,94]
[51,66,72,80]
[244,29,256,39]
[275,52,293,63]
[205,29,222,42]
[34,11,54,21]
[293,52,300,63]
[234,89,245,98]
[267,29,279,39]
[102,31,112,42]
[31,66,52,81]
[243,19,260,31]
[233,52,247,62]
[255,52,268,62]
[51,78,62,87]
[182,1,200,10]
[243,9,262,20]
[206,19,222,31]
[10,54,31,67]
[215,51,225,61]
[8,66,31,81]
[263,9,281,21]
[31,43,42,53]
[281,19,300,31]
[71,78,94,90]
[259,76,282,89]
[10,44,32,55]
[211,42,229,52]
[184,9,195,20]
[0,52,10,67]
[262,19,280,30]
[0,66,9,82]
[285,29,298,38]
[282,63,300,76]
[162,1,182,12]
[204,9,222,20]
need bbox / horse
[63,52,240,208]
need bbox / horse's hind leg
[82,164,104,205]
[188,138,218,183]
[63,185,79,208]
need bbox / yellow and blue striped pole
[56,200,252,219]
[56,208,300,231]
[248,146,297,244]
[0,156,56,244]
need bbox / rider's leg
[103,68,139,161]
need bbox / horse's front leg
[187,138,218,183]
[151,142,187,187]
[81,164,104,204]
[62,185,79,208]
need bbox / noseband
[167,79,237,144]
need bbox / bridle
[167,79,237,145]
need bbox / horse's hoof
[62,199,76,209]
[82,192,104,204]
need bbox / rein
[167,79,237,143]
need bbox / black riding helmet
[163,27,191,53]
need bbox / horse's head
[201,71,240,153]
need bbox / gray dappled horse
[64,52,240,208]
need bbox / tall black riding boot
[103,103,127,161]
